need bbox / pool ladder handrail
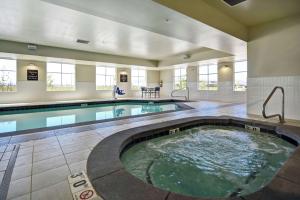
[171,87,190,101]
[262,86,285,123]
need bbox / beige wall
[248,14,300,77]
[0,59,160,104]
[247,14,300,120]
[0,40,158,68]
[147,70,160,86]
[76,65,96,82]
[154,0,248,41]
[117,67,132,98]
[219,62,233,82]
[160,63,246,103]
[17,60,46,81]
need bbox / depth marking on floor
[68,171,103,200]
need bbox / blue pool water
[121,126,295,198]
[0,102,181,133]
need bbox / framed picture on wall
[120,74,128,82]
[27,70,38,81]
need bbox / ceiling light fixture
[183,54,191,60]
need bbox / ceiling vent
[27,44,37,51]
[223,0,246,6]
[76,39,90,44]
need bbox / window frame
[46,62,76,92]
[174,67,187,90]
[198,64,218,91]
[233,61,247,92]
[96,66,116,91]
[0,58,17,92]
[131,68,147,90]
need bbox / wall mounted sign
[27,70,38,81]
[120,74,128,82]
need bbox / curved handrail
[171,87,190,101]
[262,86,285,123]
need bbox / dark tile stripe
[0,144,20,200]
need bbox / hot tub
[87,116,300,200]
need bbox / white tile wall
[247,76,300,120]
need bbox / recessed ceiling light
[76,39,90,44]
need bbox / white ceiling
[0,0,246,66]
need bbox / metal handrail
[171,87,190,101]
[262,86,285,123]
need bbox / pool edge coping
[87,116,300,200]
[0,100,193,138]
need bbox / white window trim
[198,64,218,91]
[233,61,247,92]
[46,62,76,92]
[0,59,17,93]
[96,66,116,91]
[174,67,187,90]
[131,68,147,90]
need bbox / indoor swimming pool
[0,101,185,134]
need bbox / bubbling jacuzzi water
[121,126,295,198]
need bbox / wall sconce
[159,80,163,87]
[27,63,38,69]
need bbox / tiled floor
[0,100,299,200]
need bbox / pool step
[245,125,261,132]
[169,128,180,135]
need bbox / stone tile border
[0,100,193,137]
[0,144,20,200]
[87,116,300,200]
[1,108,201,145]
[0,99,187,112]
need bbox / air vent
[76,39,90,44]
[27,44,37,50]
[223,0,246,6]
[183,54,191,60]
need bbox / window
[174,67,187,90]
[96,66,116,90]
[0,59,17,92]
[47,63,75,91]
[234,61,247,91]
[199,64,218,91]
[131,68,146,90]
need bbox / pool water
[0,102,181,133]
[121,126,295,198]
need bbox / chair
[154,87,160,98]
[116,87,125,95]
[141,87,147,98]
